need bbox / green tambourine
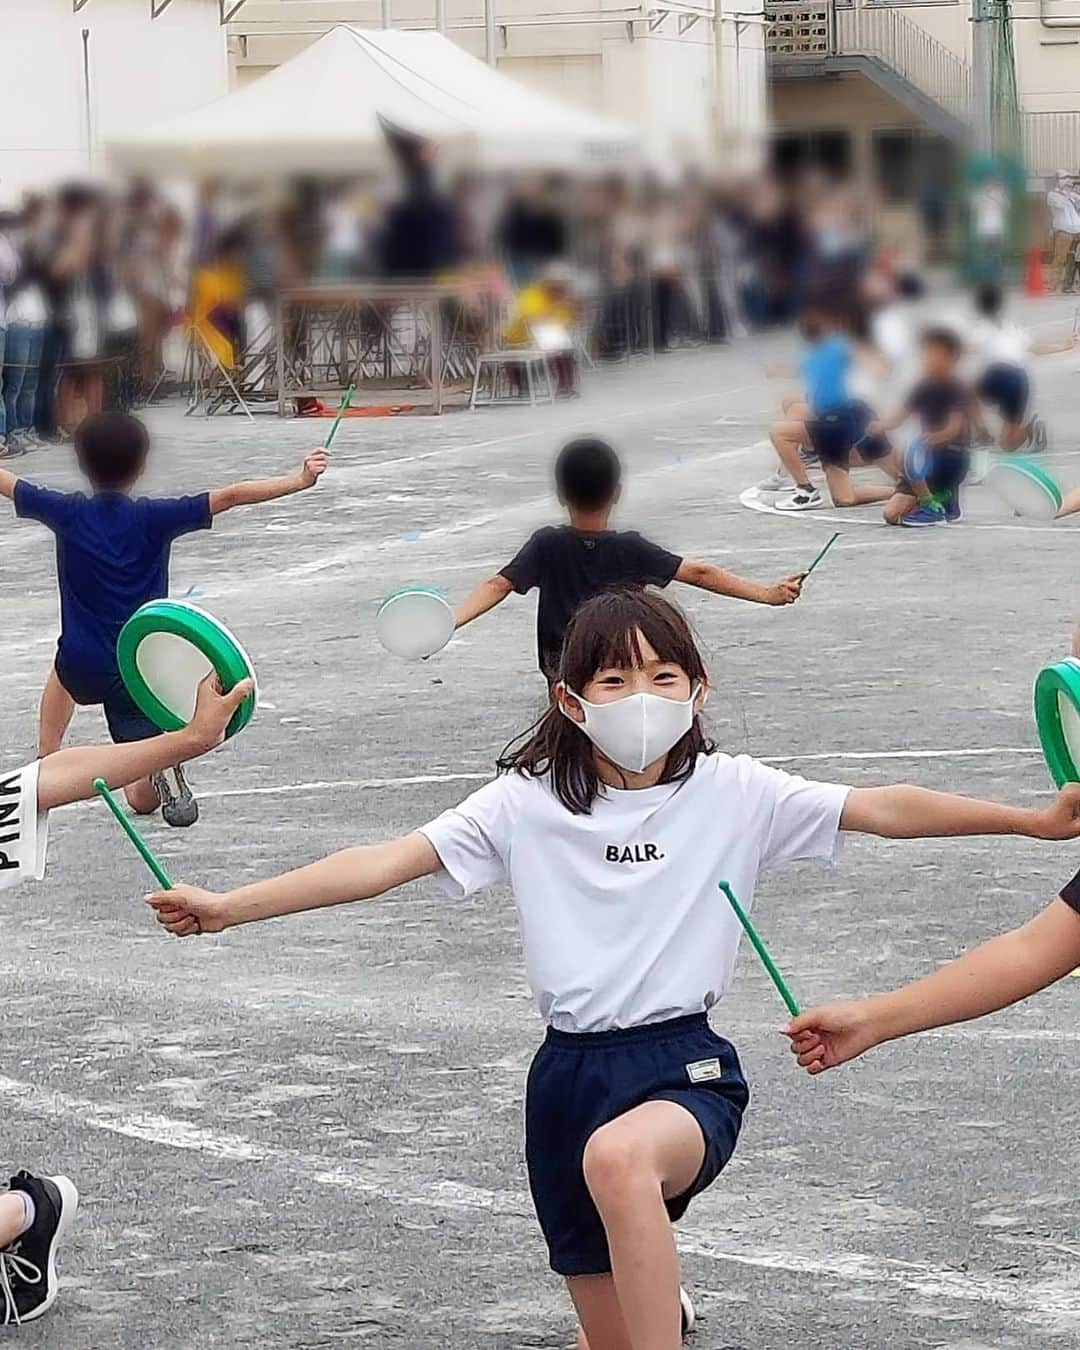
[1034,659,1080,786]
[376,585,455,661]
[117,600,257,740]
[987,457,1062,521]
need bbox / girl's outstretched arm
[147,833,442,937]
[35,675,252,811]
[785,896,1080,1074]
[841,782,1080,840]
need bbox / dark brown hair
[497,588,714,814]
[74,412,150,491]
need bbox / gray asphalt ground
[5,293,1080,1349]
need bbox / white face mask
[563,684,703,775]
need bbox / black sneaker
[153,767,199,828]
[1,1172,78,1326]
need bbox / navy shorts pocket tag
[686,1058,723,1083]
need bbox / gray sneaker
[1028,415,1048,453]
[152,767,199,828]
[754,467,793,494]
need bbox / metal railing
[766,3,973,127]
[835,7,972,124]
[1023,111,1080,175]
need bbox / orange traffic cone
[1025,246,1047,298]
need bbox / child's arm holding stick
[675,560,803,607]
[146,833,442,937]
[208,450,329,516]
[786,896,1080,1073]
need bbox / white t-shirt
[420,754,849,1033]
[0,762,49,893]
[969,316,1031,370]
[851,305,917,406]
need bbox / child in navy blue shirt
[0,411,328,824]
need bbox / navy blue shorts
[978,363,1029,423]
[808,401,890,466]
[525,1013,749,1277]
[897,441,970,497]
[55,658,158,744]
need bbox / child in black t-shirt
[871,327,973,528]
[453,437,804,677]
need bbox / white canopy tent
[108,26,638,178]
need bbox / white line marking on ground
[738,486,1078,533]
[1,1073,1075,1319]
[346,379,770,477]
[67,746,1041,811]
[272,439,773,586]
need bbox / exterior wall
[0,0,229,201]
[769,69,921,132]
[225,0,770,167]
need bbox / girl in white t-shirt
[0,672,251,1328]
[151,591,1080,1350]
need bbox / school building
[0,0,229,200]
[766,0,1080,188]
[222,0,768,170]
[4,0,1079,202]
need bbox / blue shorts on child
[525,1012,749,1276]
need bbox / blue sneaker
[900,502,947,527]
[944,492,962,523]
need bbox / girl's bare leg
[571,1275,632,1350]
[581,1100,704,1350]
[38,666,76,756]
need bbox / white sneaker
[775,486,823,511]
[967,448,990,485]
[754,468,793,495]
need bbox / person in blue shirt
[761,303,895,513]
[0,411,328,825]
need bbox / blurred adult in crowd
[0,196,48,454]
[644,181,689,353]
[120,181,170,392]
[34,184,106,437]
[1047,172,1080,293]
[378,122,460,277]
[497,178,567,286]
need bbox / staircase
[766,2,973,145]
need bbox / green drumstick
[323,383,355,449]
[802,531,840,580]
[718,881,800,1016]
[93,778,173,891]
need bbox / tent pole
[485,0,496,63]
[436,0,447,34]
[382,0,392,27]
